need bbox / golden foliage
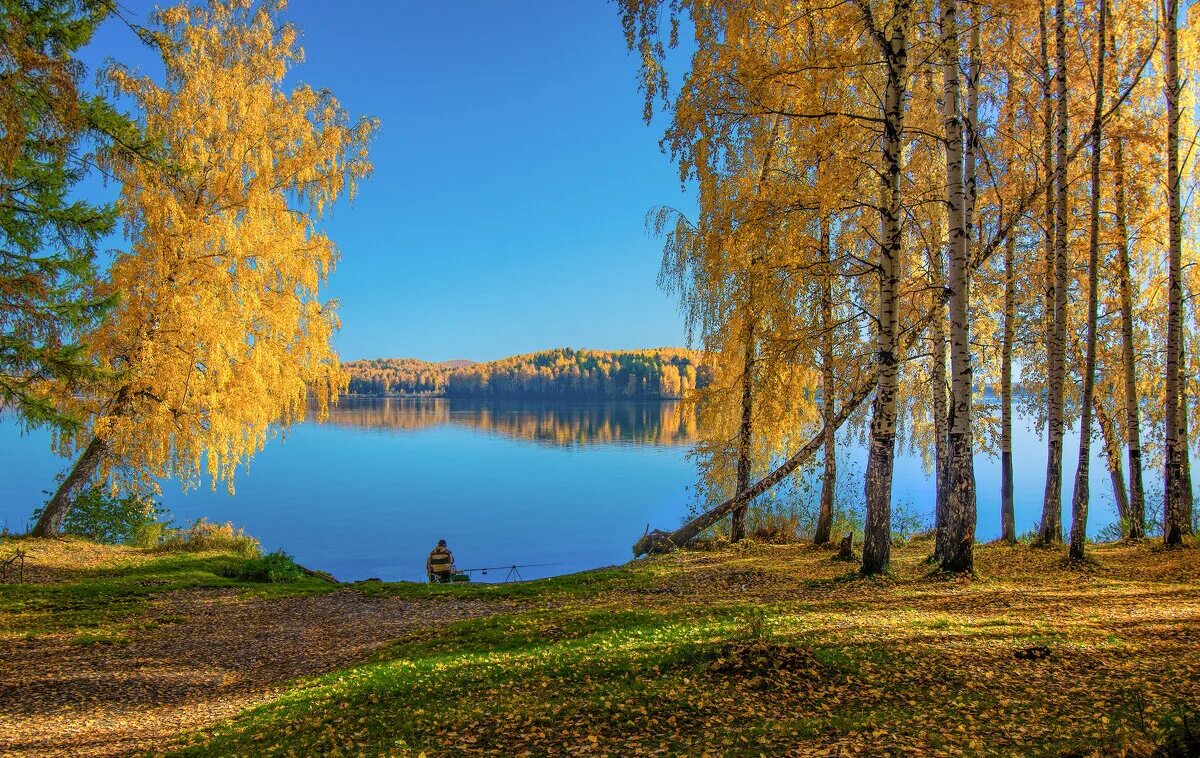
[621,0,1198,547]
[346,348,707,400]
[62,0,376,494]
[327,397,699,447]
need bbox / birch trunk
[1067,334,1130,522]
[930,214,950,559]
[633,377,876,557]
[1039,0,1070,545]
[1164,0,1190,546]
[1001,234,1017,543]
[1039,0,1056,453]
[1068,0,1106,561]
[937,0,978,572]
[816,215,837,546]
[861,0,911,576]
[31,387,136,536]
[1113,138,1146,539]
[1179,327,1193,531]
[728,122,781,542]
[730,318,756,543]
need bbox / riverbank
[2,536,1198,756]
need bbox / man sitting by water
[426,539,455,583]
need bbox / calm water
[0,397,1158,582]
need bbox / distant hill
[344,348,710,400]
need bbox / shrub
[890,500,930,544]
[130,520,167,549]
[31,488,167,546]
[739,610,771,641]
[1095,519,1123,543]
[159,518,261,558]
[748,511,803,544]
[1018,524,1041,544]
[224,550,304,583]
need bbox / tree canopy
[0,0,133,431]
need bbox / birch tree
[1068,0,1108,561]
[1163,0,1193,546]
[33,0,376,535]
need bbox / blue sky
[79,1,694,362]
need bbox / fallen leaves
[0,556,518,756]
[3,539,1200,756]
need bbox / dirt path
[0,588,511,756]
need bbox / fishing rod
[456,563,562,582]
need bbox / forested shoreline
[344,348,710,400]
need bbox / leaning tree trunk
[1113,137,1146,539]
[634,376,876,557]
[1164,0,1190,547]
[31,436,109,536]
[1001,234,1017,543]
[1068,336,1129,522]
[815,215,837,546]
[1039,0,1069,546]
[861,0,911,576]
[1068,0,1105,562]
[730,317,757,543]
[1095,396,1131,524]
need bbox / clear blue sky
[79,1,693,362]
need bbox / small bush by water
[31,488,167,546]
[159,518,262,558]
[222,550,305,583]
[26,492,262,561]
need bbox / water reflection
[325,397,698,447]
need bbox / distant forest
[344,348,710,400]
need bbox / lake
[0,397,1158,582]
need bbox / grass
[0,536,336,639]
[68,631,128,646]
[6,535,1200,756]
[173,539,1200,757]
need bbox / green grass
[348,562,662,602]
[0,551,335,638]
[168,542,1200,757]
[68,631,128,646]
[11,538,1200,756]
[174,606,832,756]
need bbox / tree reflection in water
[324,398,698,447]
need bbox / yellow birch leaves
[71,0,376,494]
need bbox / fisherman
[426,539,456,583]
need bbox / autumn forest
[2,0,1200,754]
[620,0,1198,569]
[345,349,710,399]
